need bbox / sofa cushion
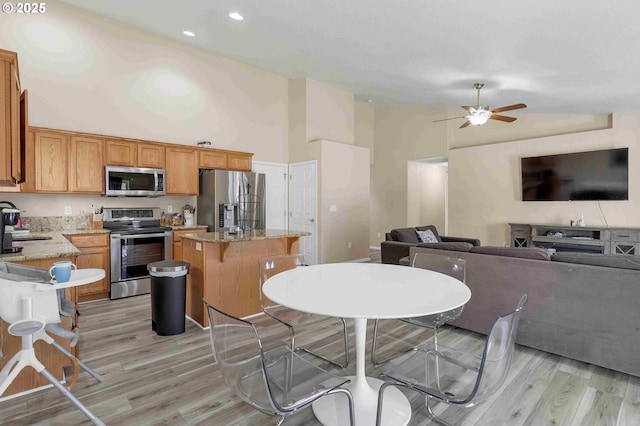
[416,229,439,243]
[416,225,442,242]
[551,252,640,270]
[390,227,420,243]
[417,242,474,252]
[470,246,551,261]
[399,256,411,266]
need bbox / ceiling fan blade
[459,120,471,129]
[490,114,517,123]
[433,116,467,123]
[491,103,527,113]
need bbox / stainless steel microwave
[105,166,166,197]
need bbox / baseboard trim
[370,245,381,250]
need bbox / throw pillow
[416,229,439,243]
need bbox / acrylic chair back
[411,253,466,283]
[205,301,278,415]
[258,254,304,308]
[467,294,528,405]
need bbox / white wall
[407,161,447,233]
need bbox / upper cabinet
[138,143,165,168]
[166,147,198,194]
[0,49,26,187]
[69,135,104,193]
[105,139,136,166]
[199,150,227,169]
[34,130,69,192]
[228,152,253,171]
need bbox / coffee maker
[0,201,22,254]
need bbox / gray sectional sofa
[381,225,481,265]
[406,244,640,377]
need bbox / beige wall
[355,100,375,164]
[448,112,639,246]
[306,80,354,144]
[0,1,288,161]
[407,162,447,233]
[371,106,448,246]
[316,140,370,262]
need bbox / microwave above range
[105,166,166,197]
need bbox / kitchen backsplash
[21,215,92,232]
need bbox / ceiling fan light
[468,113,491,126]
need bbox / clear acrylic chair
[259,254,349,368]
[204,300,355,425]
[0,262,104,426]
[376,294,528,426]
[371,253,467,366]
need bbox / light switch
[330,205,337,212]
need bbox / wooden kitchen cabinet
[105,139,137,166]
[34,130,69,192]
[199,149,228,169]
[67,233,111,302]
[166,147,198,194]
[138,143,165,168]
[172,227,207,260]
[69,135,104,193]
[228,152,253,171]
[0,48,25,187]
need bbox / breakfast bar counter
[181,229,310,325]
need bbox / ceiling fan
[434,83,526,128]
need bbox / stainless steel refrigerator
[197,170,266,232]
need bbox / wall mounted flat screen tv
[521,148,628,201]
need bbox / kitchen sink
[12,236,53,241]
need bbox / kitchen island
[181,229,310,325]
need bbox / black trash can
[148,260,190,336]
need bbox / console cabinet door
[69,136,104,193]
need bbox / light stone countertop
[0,229,109,262]
[181,229,311,243]
[171,225,208,231]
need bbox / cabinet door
[166,147,198,194]
[35,131,69,192]
[199,150,228,169]
[69,136,104,193]
[228,153,253,171]
[105,139,137,166]
[138,143,165,168]
[69,234,110,301]
[0,51,22,187]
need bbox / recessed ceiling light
[367,99,373,103]
[229,12,244,21]
[183,30,195,37]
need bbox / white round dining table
[262,262,471,426]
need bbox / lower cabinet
[66,233,111,302]
[172,227,208,260]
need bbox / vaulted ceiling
[59,0,640,115]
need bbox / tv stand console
[509,223,640,255]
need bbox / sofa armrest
[441,236,481,247]
[381,241,414,264]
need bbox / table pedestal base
[312,376,411,426]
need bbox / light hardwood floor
[1,264,639,425]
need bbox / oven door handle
[112,232,169,239]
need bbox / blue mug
[49,261,77,283]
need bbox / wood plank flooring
[1,257,639,425]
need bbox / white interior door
[289,161,318,265]
[252,161,287,230]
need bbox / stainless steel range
[103,207,173,299]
